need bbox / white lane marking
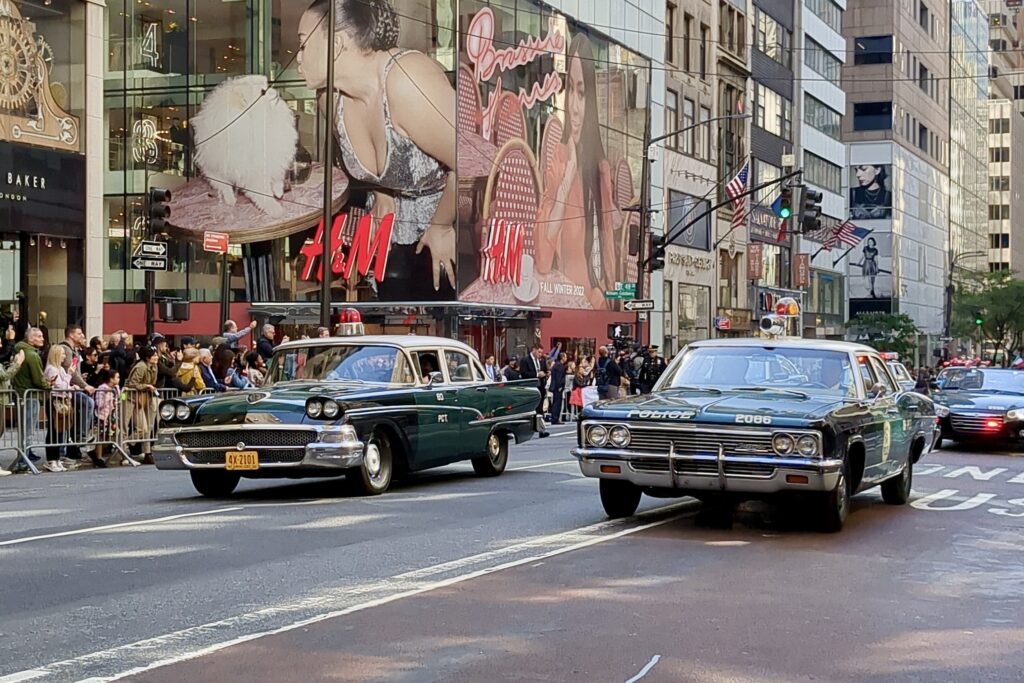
[705,541,750,547]
[0,670,48,683]
[510,460,578,472]
[0,508,243,548]
[5,504,694,682]
[625,654,662,683]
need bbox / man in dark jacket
[548,352,567,425]
[152,334,192,393]
[638,345,668,394]
[257,324,288,362]
[596,346,624,400]
[519,345,550,437]
[502,357,521,381]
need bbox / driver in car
[821,356,853,396]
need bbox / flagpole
[832,228,873,268]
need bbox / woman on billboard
[298,0,457,299]
[535,34,621,310]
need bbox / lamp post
[943,249,985,343]
[319,0,337,328]
[632,113,752,344]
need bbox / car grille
[186,450,308,465]
[629,457,775,478]
[626,427,774,456]
[176,430,319,450]
[950,414,1004,433]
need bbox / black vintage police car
[932,367,1024,447]
[572,339,942,531]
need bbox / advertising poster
[848,231,893,299]
[456,1,650,311]
[849,164,893,220]
[164,0,457,302]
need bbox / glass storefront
[677,284,710,345]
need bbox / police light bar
[880,352,899,361]
[335,308,365,336]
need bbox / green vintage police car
[154,330,542,497]
[573,339,942,531]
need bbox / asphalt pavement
[1,435,1022,683]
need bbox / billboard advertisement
[849,164,893,220]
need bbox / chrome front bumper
[153,426,365,471]
[571,447,844,494]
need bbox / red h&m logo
[300,213,393,283]
[481,219,525,285]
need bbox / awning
[248,301,550,325]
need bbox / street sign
[714,316,732,331]
[604,290,632,300]
[135,240,167,258]
[203,231,229,254]
[615,282,637,293]
[637,311,649,322]
[132,256,167,271]
[624,299,655,311]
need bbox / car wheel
[599,478,642,519]
[817,463,850,533]
[190,471,240,498]
[472,432,508,477]
[881,462,913,505]
[347,431,393,496]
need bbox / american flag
[725,161,749,231]
[834,221,871,247]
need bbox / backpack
[595,357,609,388]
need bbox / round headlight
[306,400,323,419]
[796,435,819,457]
[772,433,795,455]
[587,424,609,447]
[175,404,191,421]
[159,403,176,421]
[609,425,631,448]
[1007,408,1024,421]
[322,400,341,419]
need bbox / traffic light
[974,310,984,326]
[798,186,823,233]
[648,235,665,272]
[771,187,793,219]
[149,187,172,233]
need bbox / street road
[1,436,1022,682]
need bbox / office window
[755,84,792,140]
[804,0,843,32]
[753,158,781,206]
[989,204,1010,220]
[756,9,792,68]
[666,89,679,149]
[719,3,746,59]
[990,233,1010,248]
[990,175,1010,191]
[918,123,928,151]
[699,24,709,78]
[1014,85,1024,100]
[853,101,893,130]
[803,152,841,194]
[804,94,841,140]
[918,64,929,94]
[991,147,1010,162]
[990,262,1010,272]
[683,13,693,73]
[666,3,676,64]
[854,35,893,65]
[682,98,695,154]
[805,37,841,84]
[699,105,711,160]
[990,118,1010,134]
[919,1,930,33]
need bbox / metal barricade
[0,389,37,474]
[119,387,215,458]
[19,388,134,471]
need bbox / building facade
[101,0,663,361]
[1,0,103,337]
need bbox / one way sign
[132,257,167,271]
[131,240,168,271]
[624,299,655,312]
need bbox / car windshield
[264,344,415,386]
[660,346,856,398]
[940,368,1024,394]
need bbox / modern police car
[572,339,941,531]
[154,312,542,497]
[932,367,1024,447]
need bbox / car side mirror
[867,383,887,400]
[427,371,444,386]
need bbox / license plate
[225,451,259,471]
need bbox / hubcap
[837,473,848,517]
[365,444,381,477]
[488,435,501,462]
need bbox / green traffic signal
[772,188,792,219]
[975,317,984,326]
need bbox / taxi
[572,339,942,532]
[154,310,542,497]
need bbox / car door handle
[476,386,489,392]
[885,407,900,416]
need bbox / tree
[951,271,1024,365]
[847,312,921,361]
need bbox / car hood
[182,382,404,427]
[933,391,1024,412]
[583,389,850,428]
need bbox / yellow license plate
[225,451,259,471]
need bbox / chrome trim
[716,444,726,490]
[470,410,535,426]
[571,447,844,472]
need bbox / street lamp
[632,113,752,343]
[943,249,985,342]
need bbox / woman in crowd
[42,345,77,471]
[176,348,206,396]
[125,347,159,463]
[93,369,120,467]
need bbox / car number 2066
[735,414,772,425]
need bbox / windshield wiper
[728,386,810,399]
[663,385,723,394]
